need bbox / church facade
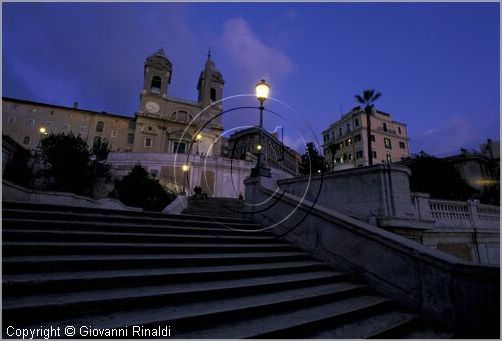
[2,48,225,157]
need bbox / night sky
[2,2,500,156]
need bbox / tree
[355,89,382,166]
[40,132,92,195]
[299,142,326,175]
[406,154,478,201]
[111,164,176,211]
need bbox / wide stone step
[2,218,268,236]
[2,211,259,230]
[2,229,277,244]
[16,280,371,335]
[4,271,345,325]
[176,294,392,338]
[3,251,312,274]
[3,241,297,256]
[3,260,331,296]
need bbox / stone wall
[245,177,499,336]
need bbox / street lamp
[252,79,271,178]
[38,127,48,147]
[181,163,190,194]
[195,133,202,155]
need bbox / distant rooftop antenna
[207,46,212,60]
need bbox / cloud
[217,17,295,84]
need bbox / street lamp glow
[255,79,271,103]
[182,164,190,172]
[39,127,47,134]
[256,144,263,151]
[196,133,202,141]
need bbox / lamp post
[252,79,271,178]
[38,127,48,147]
[195,133,202,155]
[182,163,190,195]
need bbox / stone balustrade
[412,193,500,229]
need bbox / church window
[173,141,186,154]
[22,136,30,145]
[127,133,135,144]
[145,138,152,148]
[151,76,162,94]
[96,121,104,132]
[210,88,216,102]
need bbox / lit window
[96,121,104,132]
[22,136,30,145]
[384,138,392,149]
[386,154,392,163]
[145,138,152,148]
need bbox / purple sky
[2,2,500,156]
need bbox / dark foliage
[3,147,33,187]
[112,164,175,211]
[299,142,326,175]
[40,132,92,195]
[407,155,478,201]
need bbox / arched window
[22,136,30,145]
[151,76,162,94]
[96,121,104,132]
[210,88,216,102]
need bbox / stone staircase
[183,197,251,219]
[2,200,452,338]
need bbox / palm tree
[355,89,382,166]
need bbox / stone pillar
[467,201,481,229]
[411,192,434,222]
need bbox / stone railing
[245,177,499,336]
[412,193,500,229]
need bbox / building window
[62,124,70,132]
[372,151,377,158]
[356,150,363,159]
[399,141,406,149]
[331,131,335,140]
[93,136,101,147]
[50,110,55,116]
[346,123,351,133]
[173,141,186,154]
[348,154,352,160]
[339,128,342,137]
[355,118,359,127]
[127,133,135,144]
[384,138,392,149]
[129,120,136,130]
[7,116,16,124]
[354,134,361,142]
[371,135,375,142]
[398,127,402,134]
[210,88,217,102]
[27,119,35,127]
[151,76,162,94]
[145,138,152,148]
[383,123,387,132]
[111,130,118,138]
[386,154,392,163]
[22,136,30,145]
[96,121,104,132]
[79,126,87,134]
